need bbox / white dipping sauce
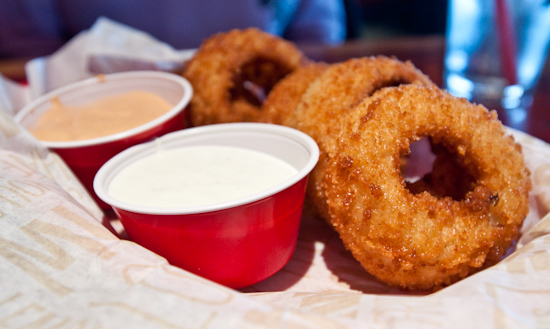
[107,145,298,208]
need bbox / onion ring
[258,63,329,126]
[287,56,435,151]
[287,56,436,221]
[183,28,310,126]
[323,84,531,290]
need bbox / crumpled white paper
[23,17,195,101]
[1,17,549,329]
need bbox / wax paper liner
[1,18,549,329]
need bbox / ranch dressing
[107,145,298,208]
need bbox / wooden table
[2,35,548,143]
[299,35,550,144]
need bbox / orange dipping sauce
[29,90,173,142]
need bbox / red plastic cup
[14,71,193,209]
[93,123,320,289]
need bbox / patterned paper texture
[0,111,343,329]
[1,101,550,329]
[1,18,549,329]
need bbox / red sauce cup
[93,123,320,289]
[14,71,193,209]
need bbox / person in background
[0,0,347,59]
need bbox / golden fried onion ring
[183,28,310,126]
[258,63,329,126]
[323,84,531,290]
[286,56,436,222]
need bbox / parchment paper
[1,18,549,329]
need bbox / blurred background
[1,0,549,145]
[0,0,448,59]
[0,0,448,84]
[346,0,447,41]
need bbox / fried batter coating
[258,63,329,126]
[183,30,532,290]
[287,56,435,151]
[183,28,310,126]
[323,85,532,290]
[286,57,436,222]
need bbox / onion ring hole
[401,137,478,201]
[230,57,295,107]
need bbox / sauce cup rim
[93,122,320,215]
[14,71,193,149]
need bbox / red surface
[112,176,309,289]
